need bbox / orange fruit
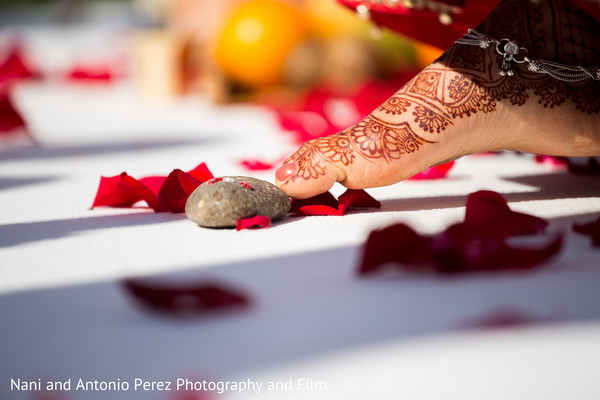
[213,0,307,87]
[413,41,444,69]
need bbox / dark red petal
[358,191,561,276]
[565,156,600,174]
[465,308,539,329]
[157,169,202,213]
[358,223,430,274]
[435,231,563,274]
[122,279,249,317]
[235,215,272,230]
[573,215,600,246]
[0,91,26,132]
[464,190,547,238]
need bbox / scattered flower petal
[359,190,562,275]
[66,65,113,82]
[240,159,278,171]
[0,44,36,83]
[409,160,455,180]
[0,91,26,133]
[290,189,380,216]
[122,279,249,317]
[465,308,542,330]
[236,215,271,230]
[91,163,212,212]
[157,169,203,213]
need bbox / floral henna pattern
[409,71,442,100]
[380,120,434,160]
[314,134,355,165]
[290,141,328,182]
[378,96,411,115]
[284,0,600,184]
[348,116,433,162]
[349,118,389,158]
[286,117,434,182]
[412,105,451,133]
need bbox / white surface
[2,32,600,400]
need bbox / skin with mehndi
[276,0,600,199]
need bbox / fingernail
[276,162,297,182]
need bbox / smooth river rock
[185,176,291,228]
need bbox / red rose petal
[291,189,380,216]
[0,44,35,82]
[157,169,202,213]
[573,215,600,246]
[359,224,430,274]
[235,215,272,230]
[121,174,163,212]
[187,162,214,182]
[338,189,381,214]
[66,65,113,82]
[409,160,455,180]
[0,91,26,132]
[466,308,539,330]
[138,176,167,196]
[464,190,547,238]
[290,192,341,215]
[92,172,156,209]
[92,163,213,212]
[240,159,276,171]
[565,156,600,174]
[122,279,249,317]
[358,190,561,275]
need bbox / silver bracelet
[455,29,600,82]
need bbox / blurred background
[0,0,445,145]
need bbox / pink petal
[239,159,275,171]
[409,160,455,180]
[236,215,272,230]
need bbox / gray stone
[185,176,291,228]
